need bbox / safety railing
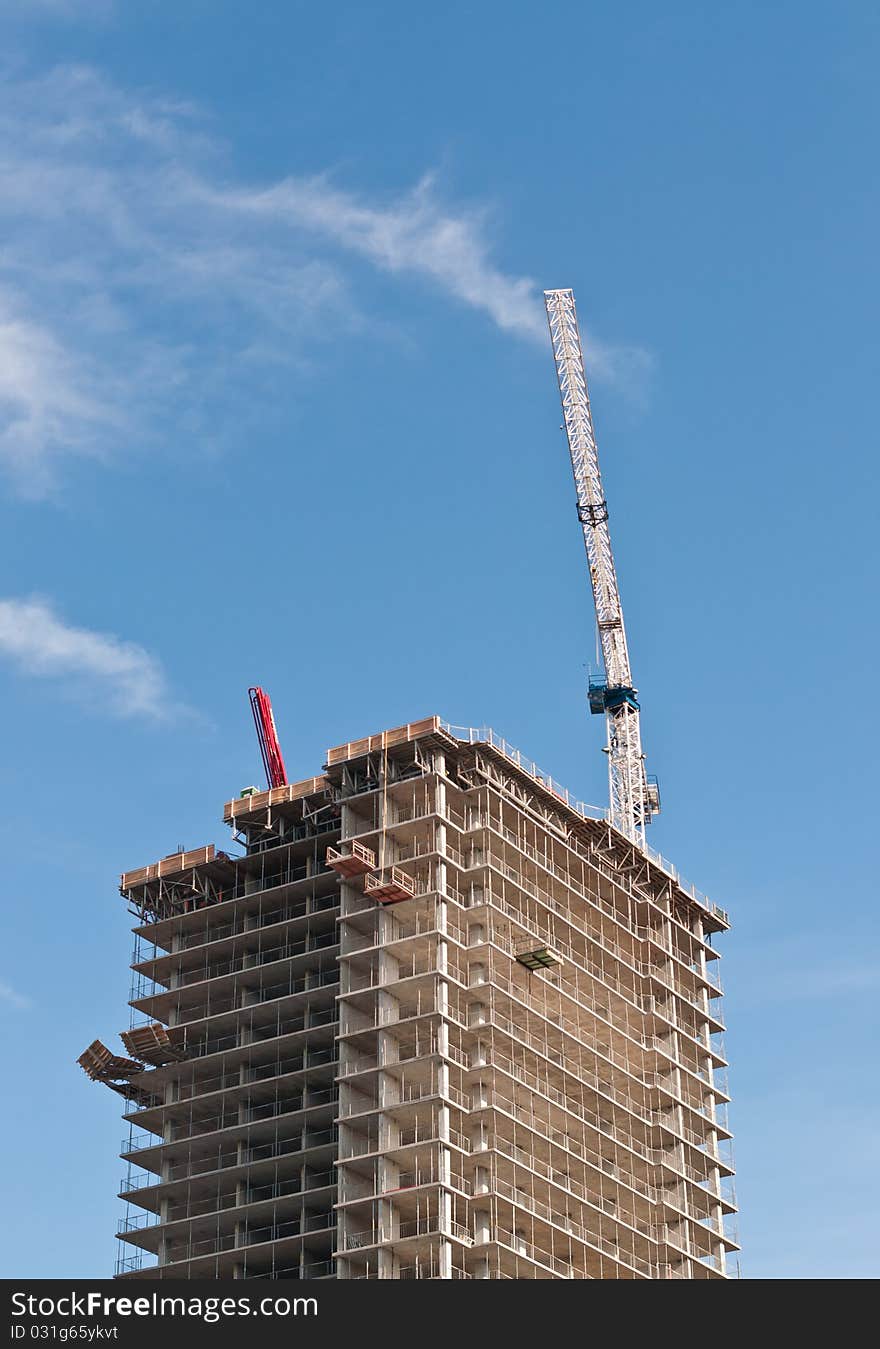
[492,1225,580,1279]
[115,1251,152,1275]
[441,723,606,823]
[492,1175,654,1278]
[441,721,726,925]
[474,839,724,998]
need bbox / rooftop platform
[119,715,728,934]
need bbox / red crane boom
[248,686,288,789]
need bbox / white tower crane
[544,288,660,845]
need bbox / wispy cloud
[0,596,176,719]
[0,979,31,1011]
[0,290,120,498]
[208,172,652,389]
[0,64,650,494]
[206,173,546,341]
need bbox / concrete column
[438,1055,449,1102]
[693,917,710,984]
[470,1119,489,1153]
[377,987,397,1028]
[377,945,398,989]
[376,1152,394,1196]
[377,1194,397,1278]
[377,1063,399,1116]
[471,1079,489,1109]
[436,818,448,899]
[470,1039,489,1069]
[377,1027,397,1068]
[434,752,447,810]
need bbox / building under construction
[79,291,737,1279]
[81,716,736,1281]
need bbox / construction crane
[544,288,660,846]
[248,686,288,789]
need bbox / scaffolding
[80,716,737,1279]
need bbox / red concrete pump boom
[248,686,288,789]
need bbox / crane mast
[544,288,659,845]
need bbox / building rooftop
[121,714,728,932]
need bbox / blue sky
[0,1,877,1280]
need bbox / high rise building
[84,717,737,1280]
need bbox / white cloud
[0,291,119,497]
[0,65,651,493]
[0,596,175,719]
[0,979,31,1010]
[187,171,652,385]
[209,174,547,341]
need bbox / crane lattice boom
[544,288,659,843]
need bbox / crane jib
[544,287,659,843]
